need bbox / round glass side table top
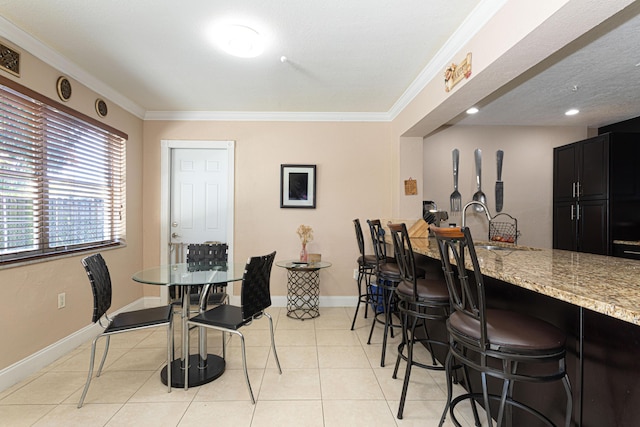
[275,260,332,270]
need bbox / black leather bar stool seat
[388,223,451,419]
[432,225,572,427]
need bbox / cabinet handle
[572,182,576,198]
[576,181,581,197]
[576,203,581,221]
[571,205,575,220]
[623,250,640,255]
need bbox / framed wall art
[280,164,316,208]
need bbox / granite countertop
[382,220,640,326]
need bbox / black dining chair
[432,226,572,427]
[78,253,174,408]
[184,251,281,404]
[186,243,229,309]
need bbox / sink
[475,244,514,251]
[475,243,540,251]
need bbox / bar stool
[388,222,450,419]
[351,219,377,330]
[366,219,402,367]
[432,226,572,427]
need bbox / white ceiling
[0,0,639,130]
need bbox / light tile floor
[0,307,488,427]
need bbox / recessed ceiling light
[565,109,579,116]
[466,107,479,114]
[211,24,264,58]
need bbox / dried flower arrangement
[296,224,314,245]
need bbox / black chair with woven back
[387,222,450,419]
[431,226,572,427]
[78,253,174,408]
[351,218,377,330]
[186,243,229,310]
[184,251,282,404]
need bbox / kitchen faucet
[461,201,492,227]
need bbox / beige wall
[0,41,145,370]
[142,120,393,298]
[422,125,588,248]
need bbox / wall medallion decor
[0,42,20,77]
[56,76,72,101]
[95,98,108,117]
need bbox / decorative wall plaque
[95,98,108,117]
[0,42,20,77]
[404,178,417,195]
[56,76,72,101]
[444,52,472,92]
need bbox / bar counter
[381,220,640,426]
[409,236,640,326]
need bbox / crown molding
[388,0,506,120]
[0,15,146,119]
[144,110,392,122]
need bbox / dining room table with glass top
[132,261,246,387]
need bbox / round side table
[276,260,332,320]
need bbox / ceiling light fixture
[565,109,580,116]
[212,24,264,58]
[466,107,479,114]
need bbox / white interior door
[170,148,228,253]
[159,140,235,303]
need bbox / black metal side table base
[160,354,225,387]
[286,269,320,320]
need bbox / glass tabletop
[132,262,245,286]
[276,260,332,270]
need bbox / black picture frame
[280,164,316,208]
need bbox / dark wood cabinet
[553,133,639,255]
[553,135,609,203]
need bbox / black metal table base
[160,354,225,388]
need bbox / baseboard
[0,297,153,393]
[0,295,355,392]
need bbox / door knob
[171,232,181,238]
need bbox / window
[0,79,126,264]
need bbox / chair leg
[78,335,102,408]
[265,312,282,373]
[233,330,256,404]
[481,371,494,427]
[350,268,364,330]
[96,335,111,376]
[438,350,455,426]
[397,311,417,419]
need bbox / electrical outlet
[353,269,359,280]
[57,292,66,309]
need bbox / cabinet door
[579,135,609,200]
[553,144,578,202]
[577,199,609,255]
[553,201,577,251]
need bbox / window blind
[0,82,126,263]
